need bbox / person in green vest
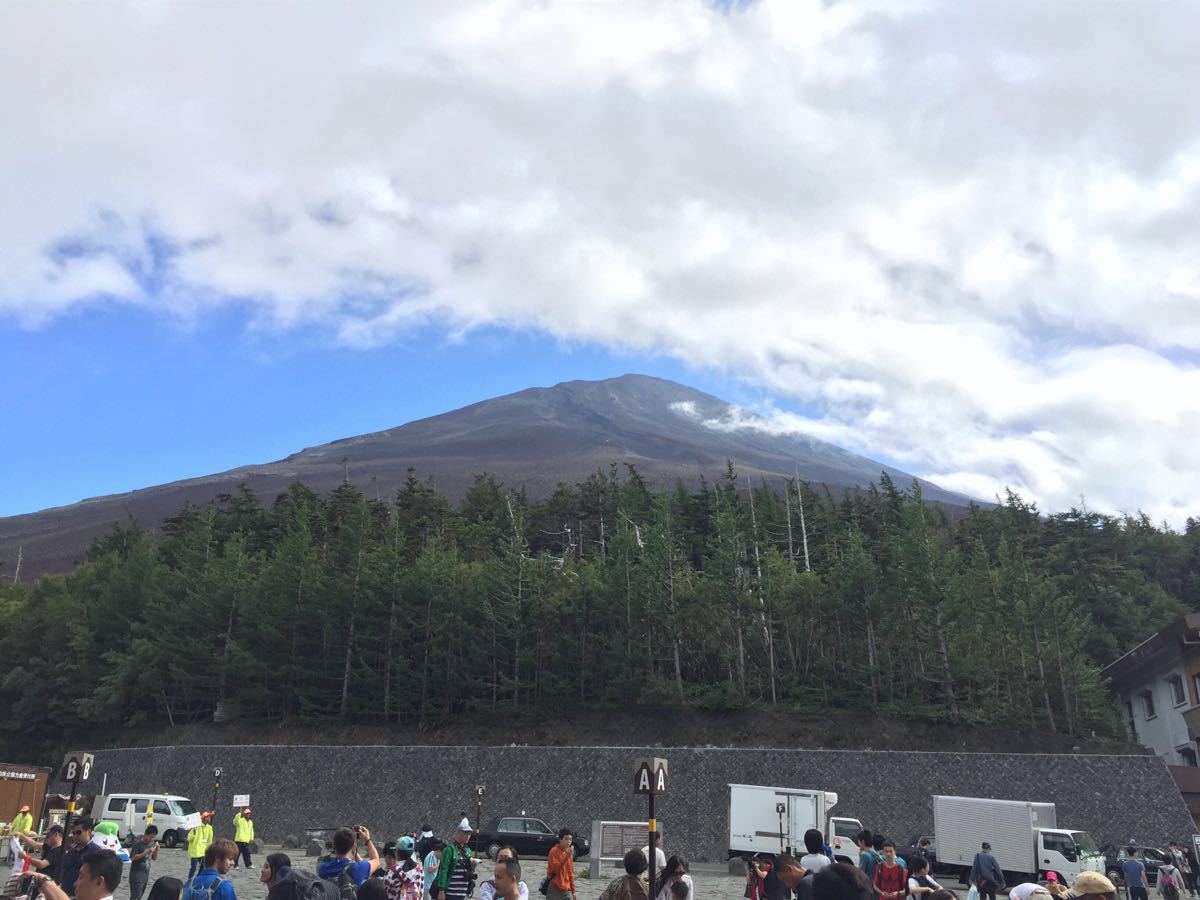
[233,808,255,870]
[187,811,214,881]
[11,805,34,836]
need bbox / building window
[1193,673,1200,706]
[1179,747,1198,767]
[1171,675,1187,707]
[1126,702,1138,740]
[1143,690,1157,720]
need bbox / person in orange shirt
[545,830,577,900]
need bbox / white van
[93,794,202,849]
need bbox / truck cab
[828,817,864,865]
[1036,829,1104,881]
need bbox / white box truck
[728,784,863,863]
[933,795,1104,884]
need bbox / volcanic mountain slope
[0,374,974,578]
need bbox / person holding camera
[128,826,160,900]
[432,819,476,900]
[319,827,380,889]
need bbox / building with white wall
[1103,613,1200,766]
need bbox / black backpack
[271,868,343,900]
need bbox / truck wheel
[162,831,178,849]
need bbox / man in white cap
[233,807,255,869]
[433,819,476,900]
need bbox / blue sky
[4,2,1200,524]
[1,310,786,517]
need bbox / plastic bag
[967,885,980,900]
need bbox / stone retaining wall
[83,746,1193,862]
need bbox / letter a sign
[633,757,668,795]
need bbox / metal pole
[61,771,81,875]
[648,793,656,900]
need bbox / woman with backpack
[1160,862,1183,900]
[908,857,942,900]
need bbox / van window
[153,801,170,816]
[107,798,129,813]
[171,800,198,817]
[134,800,149,814]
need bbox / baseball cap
[399,836,415,852]
[383,842,399,856]
[201,811,213,821]
[243,808,252,815]
[47,825,63,836]
[1068,872,1116,898]
[18,805,30,813]
[982,842,992,851]
[1047,873,1058,882]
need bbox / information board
[601,822,649,858]
[589,820,658,879]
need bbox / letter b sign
[60,752,94,784]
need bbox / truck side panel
[934,796,1038,876]
[728,784,826,858]
[1030,804,1057,830]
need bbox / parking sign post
[634,758,668,900]
[59,751,94,843]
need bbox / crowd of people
[741,826,1177,900]
[1,813,1188,900]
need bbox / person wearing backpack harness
[1160,863,1183,900]
[233,810,255,871]
[318,826,379,896]
[187,815,214,882]
[433,820,476,900]
[184,839,238,900]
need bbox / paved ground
[128,847,748,900]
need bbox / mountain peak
[0,374,971,577]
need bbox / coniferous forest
[2,464,1197,760]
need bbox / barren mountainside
[0,374,971,577]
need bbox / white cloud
[3,0,1200,522]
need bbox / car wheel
[163,831,178,849]
[487,843,501,860]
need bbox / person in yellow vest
[233,808,255,870]
[11,805,34,836]
[187,811,214,881]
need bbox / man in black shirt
[59,819,94,897]
[20,824,65,895]
[756,854,807,900]
[813,864,875,900]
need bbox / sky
[3,1,1200,525]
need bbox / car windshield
[171,800,198,816]
[1072,832,1100,856]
